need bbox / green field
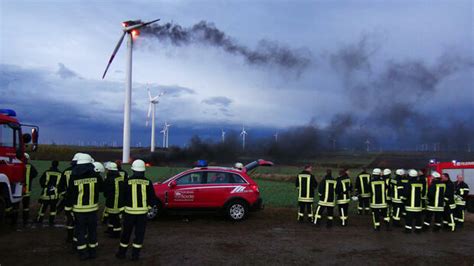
[28,160,367,210]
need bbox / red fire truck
[427,160,474,212]
[0,109,39,221]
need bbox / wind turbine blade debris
[102,31,126,79]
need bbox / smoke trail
[142,21,312,72]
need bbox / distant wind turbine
[221,129,226,143]
[160,122,171,148]
[240,125,248,150]
[146,88,164,152]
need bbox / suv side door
[168,171,204,208]
[198,171,248,208]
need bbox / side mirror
[22,133,32,144]
[169,180,177,188]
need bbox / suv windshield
[0,123,19,149]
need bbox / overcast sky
[1,0,472,147]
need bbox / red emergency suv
[148,159,273,221]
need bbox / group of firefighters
[18,153,156,261]
[296,165,469,232]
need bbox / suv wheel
[226,200,248,221]
[147,202,162,220]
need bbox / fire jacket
[65,164,103,213]
[23,163,38,197]
[104,170,125,213]
[39,167,62,200]
[317,175,337,207]
[336,174,352,204]
[370,175,388,208]
[355,172,371,198]
[402,177,425,212]
[454,181,469,206]
[426,179,447,212]
[295,170,317,202]
[122,172,156,215]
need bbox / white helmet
[106,162,118,171]
[131,159,146,172]
[234,162,244,170]
[408,169,418,177]
[431,171,441,178]
[372,168,382,175]
[383,169,391,175]
[72,152,83,162]
[395,169,405,176]
[77,153,94,165]
[24,153,30,160]
[93,162,105,173]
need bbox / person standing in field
[336,169,352,226]
[21,153,38,226]
[295,165,318,223]
[59,153,81,243]
[355,168,371,215]
[104,162,125,238]
[314,169,337,228]
[402,169,425,233]
[389,169,405,227]
[116,159,157,261]
[36,160,62,226]
[369,168,390,231]
[423,171,445,232]
[382,169,392,216]
[66,153,103,260]
[454,174,469,228]
[442,173,456,232]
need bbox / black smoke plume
[141,21,312,72]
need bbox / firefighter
[116,159,156,261]
[65,153,103,260]
[313,169,337,228]
[399,169,409,218]
[369,168,390,231]
[21,153,38,226]
[102,160,128,225]
[336,169,352,226]
[402,169,425,233]
[36,160,62,226]
[104,162,125,238]
[382,169,392,213]
[442,173,456,232]
[418,169,428,218]
[354,168,371,215]
[59,153,81,243]
[295,165,317,222]
[390,169,405,227]
[454,174,469,228]
[423,171,445,232]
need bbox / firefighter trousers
[357,197,370,214]
[337,203,349,226]
[443,207,456,232]
[107,212,122,236]
[119,213,147,258]
[454,205,465,226]
[297,201,314,222]
[74,211,98,254]
[22,196,30,225]
[391,202,403,226]
[65,210,75,242]
[36,199,58,224]
[405,211,422,232]
[313,204,334,226]
[371,208,389,230]
[424,211,443,231]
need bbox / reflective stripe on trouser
[108,213,122,232]
[338,203,349,226]
[443,207,456,231]
[371,208,389,229]
[358,197,370,213]
[424,211,443,228]
[405,211,422,231]
[120,213,147,251]
[297,202,313,221]
[314,204,334,225]
[454,205,465,223]
[74,211,98,250]
[391,203,403,221]
[36,199,58,222]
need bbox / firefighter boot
[88,248,97,259]
[116,246,127,260]
[131,247,141,261]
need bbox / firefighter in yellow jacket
[402,169,425,233]
[454,174,469,228]
[355,168,371,215]
[104,162,125,237]
[295,165,317,222]
[336,169,352,226]
[314,169,337,228]
[390,169,405,227]
[369,168,390,231]
[423,171,445,232]
[22,153,38,226]
[36,160,62,226]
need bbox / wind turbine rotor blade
[142,18,160,27]
[147,103,152,118]
[151,96,160,101]
[102,31,126,79]
[148,88,152,100]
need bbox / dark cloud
[202,96,233,107]
[57,63,79,79]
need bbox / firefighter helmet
[24,153,30,160]
[383,169,391,175]
[234,162,244,170]
[408,169,418,177]
[395,169,405,176]
[131,159,146,172]
[372,168,382,175]
[93,162,105,173]
[431,171,441,178]
[72,152,83,162]
[106,162,118,171]
[77,153,94,165]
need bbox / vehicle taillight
[250,184,259,192]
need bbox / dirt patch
[0,208,473,265]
